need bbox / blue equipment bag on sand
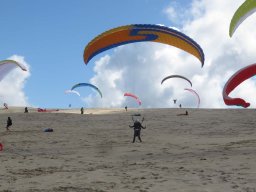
[44,128,53,132]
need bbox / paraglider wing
[65,90,81,97]
[71,83,102,98]
[124,92,142,106]
[0,60,27,81]
[229,0,256,37]
[84,24,205,66]
[161,75,192,87]
[222,64,256,108]
[37,108,59,112]
[184,88,200,108]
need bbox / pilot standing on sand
[129,119,146,143]
[81,107,84,114]
[24,107,28,113]
[6,117,12,131]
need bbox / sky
[0,0,256,109]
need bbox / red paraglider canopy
[124,92,142,106]
[0,143,3,151]
[223,64,256,108]
[184,88,200,108]
[37,108,59,112]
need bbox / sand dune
[1,107,256,191]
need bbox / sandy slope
[0,107,256,192]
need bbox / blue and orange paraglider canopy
[83,24,205,66]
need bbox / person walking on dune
[80,107,84,114]
[24,107,28,113]
[6,117,12,131]
[129,119,146,143]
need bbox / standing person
[125,106,128,112]
[24,107,28,113]
[179,104,182,108]
[129,119,146,143]
[80,107,84,114]
[6,117,12,131]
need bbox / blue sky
[0,0,174,108]
[1,0,256,109]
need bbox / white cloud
[164,6,178,22]
[82,55,125,108]
[163,1,192,26]
[0,55,30,107]
[84,0,256,108]
[181,0,256,108]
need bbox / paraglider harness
[131,114,144,123]
[129,114,146,143]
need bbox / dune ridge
[0,107,256,191]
